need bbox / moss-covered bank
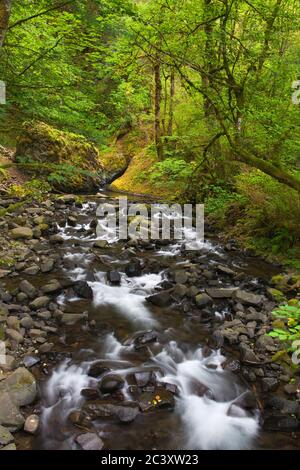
[15,122,105,193]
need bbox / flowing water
[15,191,286,450]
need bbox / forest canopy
[0,0,300,264]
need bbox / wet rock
[88,361,110,378]
[49,234,64,244]
[222,359,241,373]
[261,378,279,392]
[0,392,25,431]
[81,388,100,400]
[163,383,179,395]
[189,380,214,399]
[172,284,188,299]
[0,368,37,407]
[6,329,24,344]
[24,414,39,434]
[37,311,52,321]
[68,410,91,427]
[39,342,54,354]
[137,387,175,412]
[67,216,77,227]
[217,320,248,345]
[40,259,55,273]
[246,310,268,323]
[195,293,213,307]
[30,296,50,310]
[19,280,37,299]
[0,355,16,372]
[16,292,28,303]
[0,425,14,446]
[206,288,238,299]
[146,291,172,307]
[284,382,300,396]
[23,355,40,368]
[23,265,39,276]
[6,316,20,331]
[10,227,33,240]
[94,240,109,249]
[217,265,235,276]
[41,280,62,295]
[58,195,76,205]
[133,331,158,350]
[115,404,139,423]
[29,328,47,339]
[263,415,299,432]
[0,270,10,279]
[84,401,139,424]
[125,260,142,277]
[20,316,34,329]
[133,371,156,388]
[232,391,257,411]
[99,374,125,394]
[265,396,300,415]
[60,313,88,325]
[107,271,121,285]
[76,433,104,451]
[233,290,263,306]
[73,281,93,299]
[239,343,259,363]
[173,271,188,284]
[256,335,275,352]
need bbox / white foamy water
[40,197,259,450]
[152,342,259,450]
[89,272,162,327]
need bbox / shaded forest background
[0,0,300,268]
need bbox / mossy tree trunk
[0,0,12,47]
[154,58,164,161]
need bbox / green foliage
[149,158,194,183]
[204,185,246,217]
[7,179,51,200]
[268,301,300,344]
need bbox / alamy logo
[0,81,6,104]
[292,340,300,366]
[292,80,300,105]
[96,197,204,250]
[0,341,6,365]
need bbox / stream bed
[1,191,299,451]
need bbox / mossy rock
[15,122,105,193]
[271,274,290,292]
[267,287,286,303]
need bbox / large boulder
[0,367,37,407]
[0,392,25,431]
[10,227,33,240]
[15,121,105,193]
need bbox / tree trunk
[154,59,164,160]
[167,70,175,136]
[0,0,12,47]
[233,145,300,193]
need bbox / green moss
[111,148,187,201]
[267,288,286,303]
[15,121,104,193]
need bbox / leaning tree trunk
[154,59,164,160]
[0,0,11,47]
